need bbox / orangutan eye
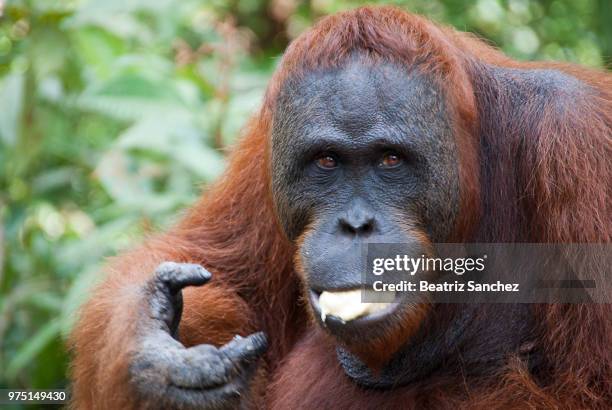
[316,155,338,170]
[379,152,402,168]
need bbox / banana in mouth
[318,289,395,322]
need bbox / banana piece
[319,289,394,322]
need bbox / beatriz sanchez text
[373,280,519,292]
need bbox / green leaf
[71,27,127,80]
[5,319,62,380]
[78,71,191,121]
[115,118,225,181]
[0,73,24,145]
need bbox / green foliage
[0,0,608,401]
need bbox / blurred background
[0,0,610,402]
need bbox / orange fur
[70,6,611,409]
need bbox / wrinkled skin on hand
[129,262,268,410]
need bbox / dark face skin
[271,57,460,344]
